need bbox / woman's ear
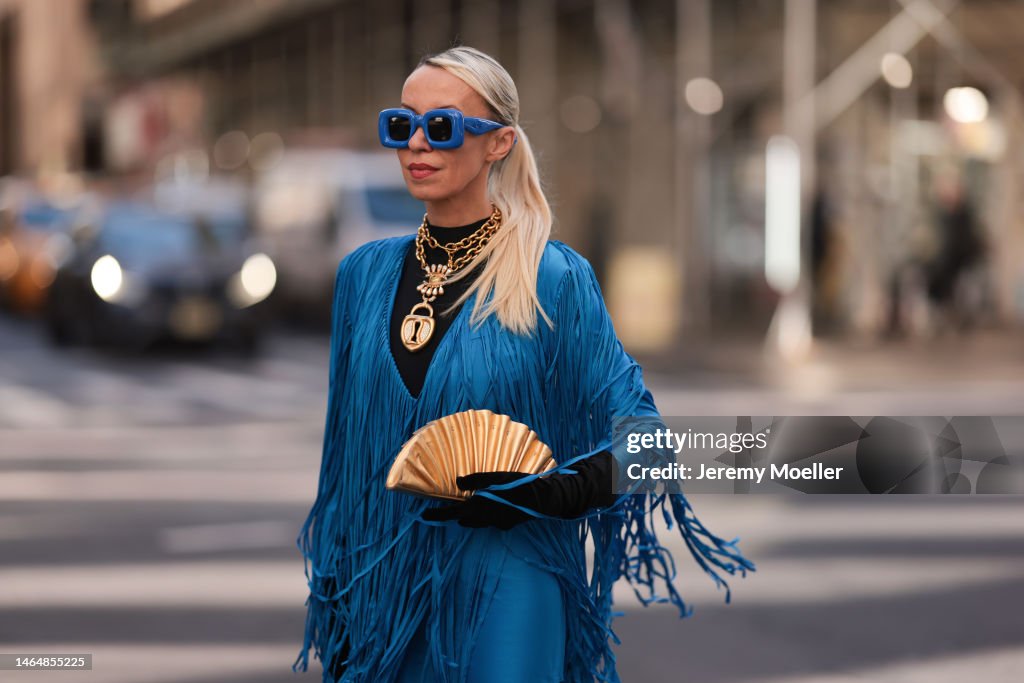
[486,127,517,162]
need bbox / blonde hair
[417,45,554,335]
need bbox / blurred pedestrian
[926,170,986,332]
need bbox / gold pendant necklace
[400,205,502,352]
[400,264,450,351]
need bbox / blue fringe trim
[291,237,755,683]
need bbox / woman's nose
[408,125,432,151]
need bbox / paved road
[1,315,1022,682]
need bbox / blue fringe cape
[293,235,755,682]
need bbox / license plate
[169,296,222,339]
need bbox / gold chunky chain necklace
[400,204,503,352]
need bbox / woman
[293,45,754,683]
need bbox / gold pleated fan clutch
[386,409,557,501]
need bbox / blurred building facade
[0,0,100,177]
[3,0,1024,351]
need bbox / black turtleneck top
[389,215,490,399]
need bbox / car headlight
[229,252,276,307]
[91,255,123,301]
[90,254,148,306]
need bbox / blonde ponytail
[419,46,554,335]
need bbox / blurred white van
[252,148,423,320]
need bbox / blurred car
[150,174,253,241]
[0,181,81,314]
[252,148,424,321]
[45,201,276,352]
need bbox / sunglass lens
[388,116,412,141]
[426,115,453,142]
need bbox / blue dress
[395,527,566,682]
[293,235,754,682]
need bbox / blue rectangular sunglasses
[378,108,516,149]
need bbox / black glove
[420,450,618,530]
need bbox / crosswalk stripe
[0,643,305,683]
[0,384,76,428]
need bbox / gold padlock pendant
[401,302,435,351]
